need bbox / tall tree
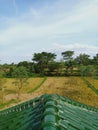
[32,52,56,76]
[62,51,74,61]
[75,53,90,66]
[62,51,74,75]
[48,62,61,76]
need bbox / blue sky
[0,0,98,64]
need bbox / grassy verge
[86,77,98,89]
[0,77,98,109]
[28,77,47,93]
[0,99,17,109]
[82,77,98,95]
[41,77,98,108]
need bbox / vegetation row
[0,51,98,78]
[0,51,98,109]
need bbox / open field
[39,77,98,108]
[4,78,44,93]
[0,77,98,109]
[0,78,44,106]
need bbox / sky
[0,0,98,64]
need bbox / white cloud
[0,0,97,63]
[0,0,97,46]
[51,43,98,57]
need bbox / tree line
[0,50,98,103]
[0,51,98,78]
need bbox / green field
[0,76,98,109]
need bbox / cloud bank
[0,0,97,63]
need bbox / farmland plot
[86,77,98,89]
[40,77,98,108]
[0,77,98,109]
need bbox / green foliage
[93,54,98,64]
[1,51,98,77]
[62,50,74,61]
[93,54,98,78]
[79,65,96,77]
[32,52,56,76]
[48,62,60,72]
[12,66,28,78]
[82,78,98,95]
[12,66,29,99]
[28,77,47,93]
[62,51,75,75]
[17,61,34,76]
[75,53,90,65]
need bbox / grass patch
[0,99,17,109]
[28,77,47,93]
[86,77,98,89]
[0,77,98,109]
[82,77,98,95]
[40,77,98,108]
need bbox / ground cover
[39,77,98,108]
[0,76,98,109]
[86,77,98,89]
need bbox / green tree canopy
[93,54,98,64]
[75,53,90,66]
[62,51,74,61]
[32,52,56,75]
[61,51,74,75]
